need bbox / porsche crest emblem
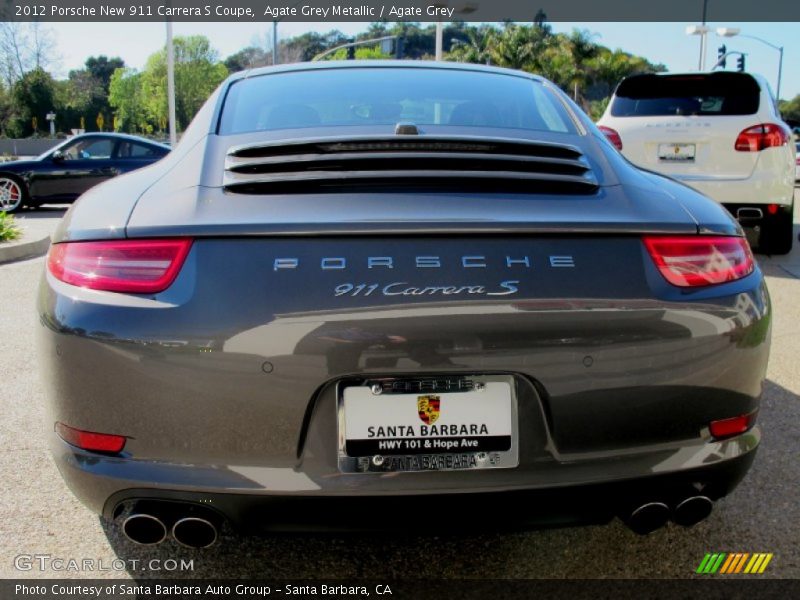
[417,395,441,425]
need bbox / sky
[44,20,800,100]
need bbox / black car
[0,132,169,212]
[39,62,768,546]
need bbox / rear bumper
[674,170,794,207]
[56,434,758,532]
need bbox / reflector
[709,413,757,440]
[55,422,126,453]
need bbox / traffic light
[717,45,726,68]
[737,54,746,72]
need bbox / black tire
[761,205,794,256]
[0,174,28,213]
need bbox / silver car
[38,62,769,548]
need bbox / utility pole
[166,20,177,146]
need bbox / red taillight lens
[55,422,126,453]
[598,125,623,151]
[734,123,789,152]
[47,238,192,293]
[709,412,757,441]
[643,236,754,287]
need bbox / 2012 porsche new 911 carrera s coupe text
[38,62,770,547]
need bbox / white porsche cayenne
[598,72,795,254]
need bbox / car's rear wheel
[761,205,794,255]
[0,176,26,213]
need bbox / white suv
[598,72,795,254]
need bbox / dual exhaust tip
[625,495,713,535]
[122,506,219,549]
[123,496,713,541]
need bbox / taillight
[598,125,623,151]
[55,422,126,453]
[734,123,789,152]
[47,238,192,293]
[643,236,754,287]
[709,412,757,441]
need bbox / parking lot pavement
[0,196,798,580]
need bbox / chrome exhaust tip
[673,495,713,527]
[625,502,670,535]
[172,517,218,549]
[122,514,168,545]
[736,207,764,221]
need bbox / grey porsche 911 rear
[37,63,769,546]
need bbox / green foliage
[0,211,21,242]
[110,36,227,134]
[8,67,56,137]
[138,36,228,132]
[0,22,676,137]
[446,24,665,115]
[779,95,800,123]
[108,68,150,133]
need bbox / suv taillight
[47,238,192,293]
[734,123,789,152]
[643,236,754,287]
[598,125,623,151]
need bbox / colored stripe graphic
[719,554,736,574]
[698,553,727,574]
[734,553,750,573]
[701,553,774,574]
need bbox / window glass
[219,68,576,134]
[610,73,760,117]
[60,138,114,160]
[118,141,161,158]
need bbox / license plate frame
[337,375,519,473]
[658,143,696,162]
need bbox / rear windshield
[219,67,576,135]
[610,73,760,117]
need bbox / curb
[0,234,51,265]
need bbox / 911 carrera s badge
[417,395,441,425]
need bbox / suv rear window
[219,67,576,135]
[610,73,760,117]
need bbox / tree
[224,46,270,73]
[779,95,800,123]
[108,68,150,133]
[8,67,57,136]
[139,36,228,131]
[0,23,57,88]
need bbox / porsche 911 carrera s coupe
[38,62,769,548]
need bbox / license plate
[658,143,696,162]
[337,378,518,473]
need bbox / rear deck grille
[224,135,599,195]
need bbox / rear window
[610,73,760,117]
[219,67,576,135]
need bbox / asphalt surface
[1,197,799,581]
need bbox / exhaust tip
[172,517,218,549]
[122,514,167,545]
[625,502,670,535]
[673,496,713,527]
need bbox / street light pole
[716,28,784,100]
[166,20,177,146]
[272,20,277,65]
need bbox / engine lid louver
[224,136,599,195]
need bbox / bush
[0,211,21,242]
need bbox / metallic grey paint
[38,62,769,533]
